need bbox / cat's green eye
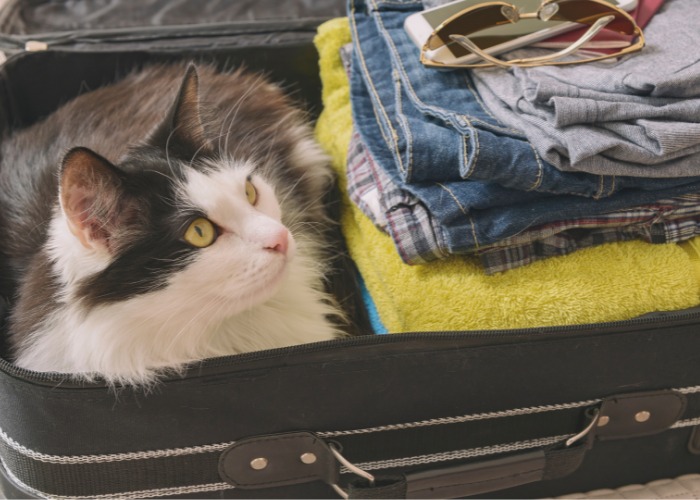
[184,218,217,248]
[245,178,258,206]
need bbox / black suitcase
[1,1,700,499]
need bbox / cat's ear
[149,64,212,157]
[59,147,132,253]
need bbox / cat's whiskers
[274,168,313,209]
[159,295,226,358]
[114,282,226,355]
[286,221,327,240]
[228,122,274,166]
[282,200,332,235]
[187,142,213,174]
[163,128,180,180]
[221,79,263,157]
[255,117,311,177]
[213,88,247,159]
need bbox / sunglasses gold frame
[420,0,645,68]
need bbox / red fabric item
[534,0,664,53]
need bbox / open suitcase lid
[0,0,347,135]
[0,0,347,53]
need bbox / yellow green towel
[314,18,700,333]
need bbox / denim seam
[351,2,406,175]
[394,68,414,180]
[460,72,522,135]
[527,142,544,191]
[369,93,393,156]
[594,176,605,200]
[462,135,473,179]
[463,119,481,178]
[464,73,544,191]
[432,217,450,259]
[436,182,481,249]
[473,127,481,175]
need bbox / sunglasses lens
[427,3,512,56]
[423,0,642,68]
[552,0,637,34]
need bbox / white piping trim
[1,458,233,500]
[673,417,700,429]
[342,434,570,473]
[318,399,601,438]
[0,427,233,464]
[336,416,700,475]
[677,386,700,395]
[322,384,700,438]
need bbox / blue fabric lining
[358,272,387,334]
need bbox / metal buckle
[329,443,375,499]
[566,408,600,447]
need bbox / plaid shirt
[347,131,700,274]
[347,131,448,263]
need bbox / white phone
[404,0,638,66]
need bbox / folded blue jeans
[349,0,700,251]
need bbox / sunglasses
[420,0,645,68]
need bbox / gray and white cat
[0,63,346,386]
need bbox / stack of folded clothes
[314,6,700,334]
[346,0,700,270]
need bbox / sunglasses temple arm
[449,14,613,68]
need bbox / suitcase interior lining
[0,47,326,131]
[0,0,347,35]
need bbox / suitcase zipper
[2,306,700,387]
[0,19,335,54]
[201,306,700,367]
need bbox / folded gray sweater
[469,0,700,178]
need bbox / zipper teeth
[3,309,700,387]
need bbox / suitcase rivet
[250,457,269,470]
[300,452,317,465]
[635,411,651,423]
[598,415,610,427]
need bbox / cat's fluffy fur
[0,64,345,386]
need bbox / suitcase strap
[342,413,596,499]
[341,390,686,498]
[345,441,589,498]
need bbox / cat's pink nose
[265,228,289,255]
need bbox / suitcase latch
[594,390,686,440]
[218,431,340,490]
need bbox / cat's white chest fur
[16,263,338,386]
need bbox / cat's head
[53,65,296,317]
